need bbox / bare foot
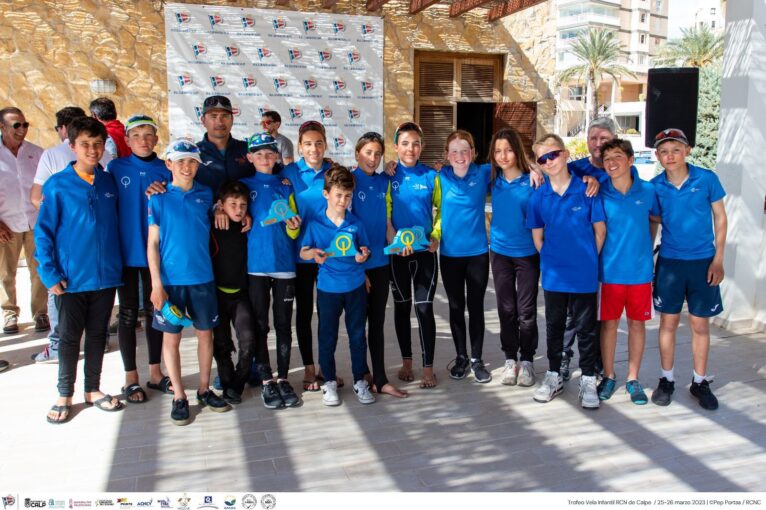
[420,367,437,389]
[303,364,320,391]
[372,382,409,398]
[397,359,414,382]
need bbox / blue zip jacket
[107,154,171,267]
[196,134,254,194]
[34,164,123,292]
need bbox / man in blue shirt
[526,134,606,409]
[650,128,727,411]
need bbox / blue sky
[668,0,711,38]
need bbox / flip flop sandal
[303,378,321,392]
[146,376,174,395]
[122,383,148,404]
[46,404,71,424]
[85,394,125,412]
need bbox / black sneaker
[651,377,675,406]
[560,356,571,382]
[261,381,285,409]
[223,388,242,405]
[171,398,190,426]
[449,355,470,380]
[196,389,231,413]
[690,379,718,410]
[471,359,492,383]
[277,380,300,407]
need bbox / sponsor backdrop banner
[165,2,384,165]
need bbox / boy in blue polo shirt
[526,134,606,409]
[35,117,124,424]
[650,128,727,411]
[597,138,661,405]
[148,140,231,425]
[300,165,372,407]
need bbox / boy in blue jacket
[35,117,125,424]
[148,140,231,426]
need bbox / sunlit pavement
[2,266,765,492]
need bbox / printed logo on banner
[333,22,346,33]
[225,46,240,58]
[303,20,317,32]
[272,18,287,30]
[197,496,216,510]
[273,78,288,90]
[192,43,207,57]
[347,50,361,64]
[334,136,346,148]
[348,108,361,120]
[318,50,332,62]
[194,106,203,120]
[177,74,193,87]
[240,496,257,510]
[175,11,191,23]
[210,75,225,88]
[177,495,191,510]
[289,107,302,119]
[319,107,333,120]
[303,79,318,91]
[223,498,235,510]
[242,76,257,88]
[231,105,241,116]
[257,48,272,59]
[288,49,302,61]
[157,499,171,510]
[333,80,346,91]
[361,81,374,92]
[241,15,255,28]
[209,14,223,27]
[361,23,375,34]
[2,496,16,509]
[257,105,274,116]
[24,500,45,508]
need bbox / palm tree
[557,28,636,123]
[653,25,724,68]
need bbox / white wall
[716,0,766,332]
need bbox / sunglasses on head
[203,96,231,108]
[536,149,563,165]
[655,129,686,141]
[171,142,200,153]
[12,122,29,129]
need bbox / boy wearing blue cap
[650,128,727,411]
[148,139,231,425]
[35,117,124,424]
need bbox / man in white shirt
[0,107,47,334]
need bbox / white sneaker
[501,359,518,386]
[518,361,536,387]
[353,379,375,405]
[322,380,341,406]
[533,371,563,403]
[579,375,600,409]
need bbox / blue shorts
[653,257,723,317]
[152,281,220,333]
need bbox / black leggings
[440,253,489,360]
[543,290,598,377]
[212,289,257,394]
[249,275,295,380]
[295,263,318,366]
[56,288,116,397]
[117,267,162,372]
[390,251,438,367]
[365,265,390,389]
[490,252,540,362]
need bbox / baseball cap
[201,95,233,114]
[125,114,159,134]
[164,139,202,163]
[247,132,279,153]
[654,128,689,148]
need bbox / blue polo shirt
[526,175,606,293]
[490,172,537,258]
[568,157,608,183]
[240,172,297,274]
[599,168,661,284]
[350,168,390,270]
[438,163,491,257]
[301,210,370,293]
[107,154,171,267]
[148,181,214,286]
[280,158,332,264]
[389,161,440,240]
[651,164,726,260]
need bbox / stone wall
[0,0,555,158]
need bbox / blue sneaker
[597,376,616,401]
[32,346,59,364]
[213,375,222,391]
[626,380,648,405]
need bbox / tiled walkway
[2,267,765,491]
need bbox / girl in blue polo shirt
[387,122,441,388]
[279,121,334,392]
[351,132,408,398]
[488,128,540,389]
[437,130,492,384]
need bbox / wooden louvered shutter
[460,62,495,100]
[494,102,538,156]
[418,105,454,167]
[418,61,454,98]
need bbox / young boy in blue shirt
[526,134,606,409]
[240,133,302,409]
[597,138,661,405]
[35,116,124,424]
[148,140,231,425]
[300,165,372,407]
[108,115,171,402]
[650,128,727,411]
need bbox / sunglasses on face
[11,122,29,129]
[260,119,273,126]
[536,149,563,165]
[654,129,686,142]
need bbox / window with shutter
[493,102,538,156]
[417,105,454,167]
[461,63,495,100]
[418,61,455,99]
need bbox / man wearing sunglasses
[0,107,47,335]
[260,111,294,166]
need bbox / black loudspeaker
[645,67,699,147]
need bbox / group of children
[34,108,727,425]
